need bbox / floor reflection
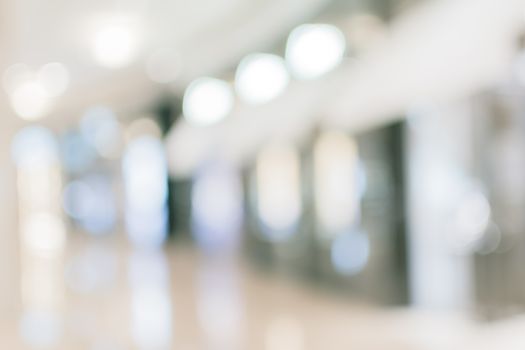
[1,234,525,349]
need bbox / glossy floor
[1,236,524,350]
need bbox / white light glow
[146,48,182,83]
[256,143,302,240]
[92,21,140,68]
[10,81,52,120]
[23,213,66,258]
[183,77,234,126]
[37,63,70,98]
[235,54,290,105]
[286,24,346,80]
[314,131,360,238]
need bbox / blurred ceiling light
[183,77,234,127]
[286,24,346,80]
[2,63,32,94]
[146,48,182,84]
[3,62,69,120]
[92,21,140,69]
[37,63,70,98]
[235,54,290,105]
[331,230,370,276]
[10,81,52,120]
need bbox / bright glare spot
[265,316,304,350]
[23,213,66,257]
[12,126,58,168]
[235,53,290,105]
[2,63,32,94]
[314,131,360,237]
[286,24,346,80]
[256,143,302,240]
[19,311,62,348]
[92,22,139,68]
[37,63,70,97]
[10,81,52,120]
[81,106,122,158]
[183,77,234,127]
[192,163,243,251]
[146,48,182,83]
[331,230,370,276]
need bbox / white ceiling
[166,0,525,177]
[0,0,332,127]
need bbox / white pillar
[407,102,476,310]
